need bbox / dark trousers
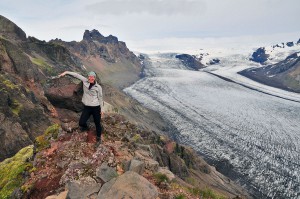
[79,105,102,138]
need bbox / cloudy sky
[1,0,300,53]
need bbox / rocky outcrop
[26,36,81,69]
[0,16,85,161]
[0,38,43,81]
[250,47,269,64]
[0,71,51,161]
[44,77,83,112]
[209,58,220,65]
[175,54,205,70]
[50,29,142,88]
[240,52,300,93]
[0,15,26,41]
[286,41,294,47]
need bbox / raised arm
[58,71,87,81]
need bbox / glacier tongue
[124,53,300,199]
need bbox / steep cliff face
[0,16,82,160]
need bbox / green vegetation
[113,107,119,113]
[132,134,141,142]
[185,177,196,186]
[35,124,60,152]
[172,181,226,199]
[174,194,185,199]
[199,188,226,199]
[0,75,19,90]
[153,173,170,184]
[187,187,201,196]
[0,145,34,199]
[30,57,54,75]
[10,99,22,116]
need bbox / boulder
[66,176,101,199]
[45,78,83,112]
[169,154,189,178]
[134,150,159,172]
[96,162,118,183]
[45,190,68,199]
[97,171,158,199]
[157,167,175,181]
[125,159,145,175]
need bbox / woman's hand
[58,71,68,77]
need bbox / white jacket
[66,72,103,110]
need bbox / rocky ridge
[240,51,300,93]
[250,40,300,64]
[175,54,205,70]
[50,29,141,89]
[1,111,249,199]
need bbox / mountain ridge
[0,15,251,199]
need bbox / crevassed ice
[124,53,300,199]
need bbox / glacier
[124,52,300,199]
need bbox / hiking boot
[95,139,101,148]
[80,126,90,132]
[96,136,101,142]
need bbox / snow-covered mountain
[240,52,300,93]
[193,38,300,99]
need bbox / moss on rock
[0,145,33,199]
[10,99,22,116]
[35,124,60,152]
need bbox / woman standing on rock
[58,71,104,145]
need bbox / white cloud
[85,0,206,16]
[0,0,299,51]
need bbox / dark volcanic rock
[0,73,51,160]
[286,42,294,47]
[45,77,83,112]
[83,29,119,44]
[297,38,300,44]
[175,54,204,70]
[0,15,26,41]
[240,52,300,93]
[209,58,220,65]
[250,47,269,64]
[0,38,43,81]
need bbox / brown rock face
[0,83,51,160]
[45,77,83,112]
